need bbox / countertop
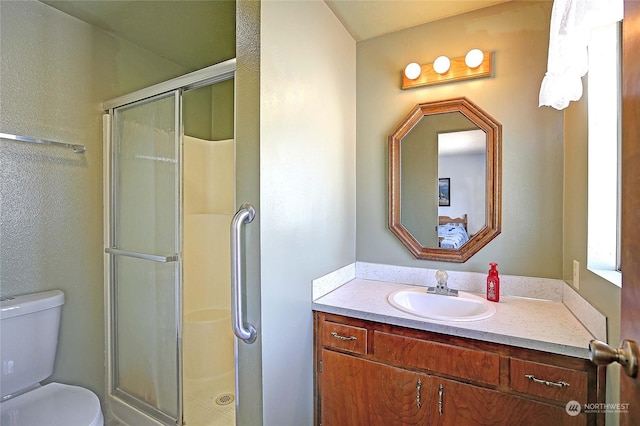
[312,278,596,359]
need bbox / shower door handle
[105,248,178,263]
[230,203,258,344]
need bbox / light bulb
[404,62,421,80]
[465,49,484,68]
[433,56,451,74]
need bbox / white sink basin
[388,288,496,321]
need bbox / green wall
[183,79,234,140]
[354,2,621,419]
[0,0,184,399]
[356,1,564,277]
[564,85,621,424]
[0,0,235,402]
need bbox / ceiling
[42,0,235,70]
[42,0,511,69]
[325,0,511,42]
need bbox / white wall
[438,153,486,235]
[260,1,356,423]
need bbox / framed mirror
[388,97,502,262]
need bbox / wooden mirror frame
[388,97,502,262]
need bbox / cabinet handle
[524,374,570,388]
[330,331,357,341]
[438,384,444,415]
[416,378,422,409]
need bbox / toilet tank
[0,290,65,399]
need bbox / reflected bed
[438,214,469,249]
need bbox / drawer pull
[416,378,422,409]
[524,374,570,388]
[438,384,444,415]
[331,331,357,341]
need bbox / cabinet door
[429,378,587,426]
[320,349,431,426]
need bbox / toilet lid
[1,382,103,426]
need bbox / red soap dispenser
[486,262,500,302]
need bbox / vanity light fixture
[404,62,422,80]
[433,56,451,74]
[465,48,484,68]
[402,49,492,90]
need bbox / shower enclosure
[103,59,245,426]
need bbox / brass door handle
[589,339,639,378]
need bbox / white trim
[589,268,622,288]
[586,23,621,286]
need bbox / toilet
[1,290,104,426]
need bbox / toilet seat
[0,382,103,426]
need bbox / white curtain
[539,0,623,110]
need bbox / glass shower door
[107,90,182,424]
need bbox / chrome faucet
[426,270,459,296]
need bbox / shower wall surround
[183,135,236,425]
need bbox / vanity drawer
[373,331,500,386]
[510,358,588,403]
[322,322,368,354]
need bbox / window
[587,22,621,286]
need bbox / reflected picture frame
[439,178,450,206]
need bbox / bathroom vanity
[313,278,606,426]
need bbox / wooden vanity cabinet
[314,312,605,426]
[321,350,432,425]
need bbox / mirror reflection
[388,97,501,262]
[437,128,486,248]
[400,112,486,249]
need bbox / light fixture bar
[402,51,492,90]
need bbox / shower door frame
[103,59,237,426]
[108,89,182,425]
